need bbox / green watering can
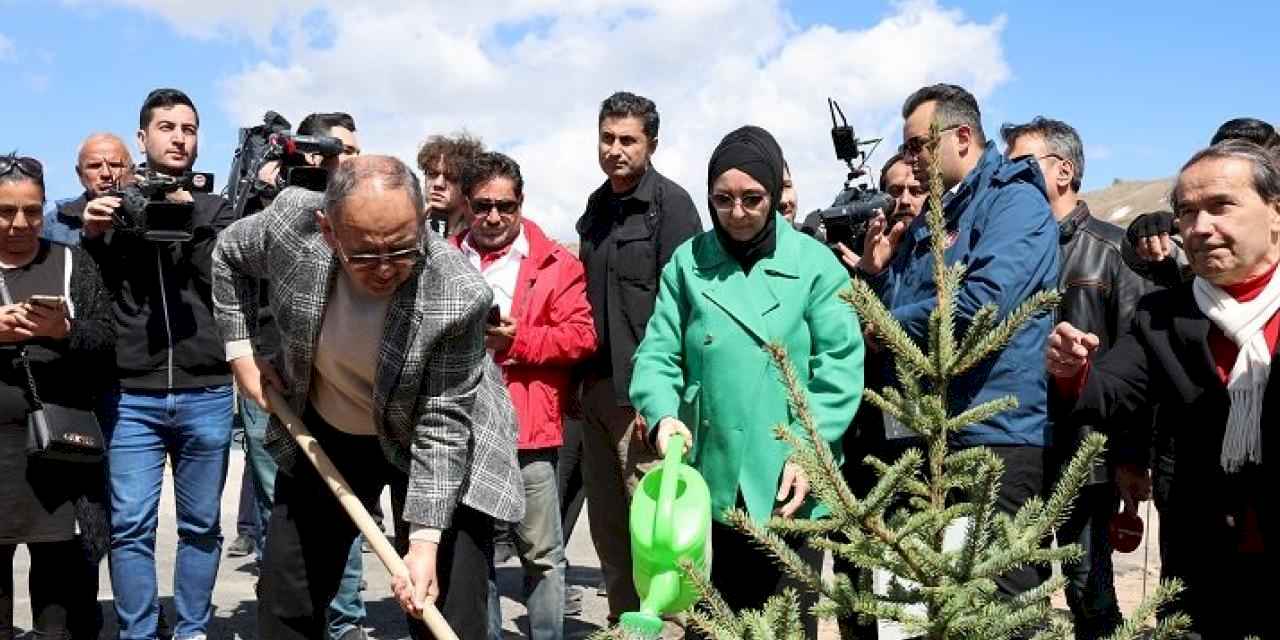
[620,434,712,639]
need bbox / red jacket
[453,219,597,449]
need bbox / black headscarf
[707,126,784,273]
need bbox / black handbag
[0,270,105,463]
[23,365,105,463]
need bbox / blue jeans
[488,449,565,640]
[106,386,234,640]
[238,397,367,638]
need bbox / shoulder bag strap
[0,270,45,410]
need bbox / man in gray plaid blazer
[212,155,523,640]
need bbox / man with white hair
[1047,140,1278,638]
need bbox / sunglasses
[0,155,43,179]
[903,125,961,157]
[710,192,769,214]
[471,198,519,215]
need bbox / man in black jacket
[81,88,236,640]
[1048,140,1279,639]
[575,91,702,620]
[1004,117,1154,639]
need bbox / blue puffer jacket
[867,142,1059,447]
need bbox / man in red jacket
[452,152,596,640]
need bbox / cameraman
[42,133,135,246]
[834,152,925,272]
[236,111,372,640]
[81,88,237,640]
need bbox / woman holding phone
[0,154,115,639]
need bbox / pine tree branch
[944,396,1020,433]
[844,282,934,378]
[1103,579,1188,640]
[725,509,828,596]
[1035,432,1107,539]
[954,448,1003,581]
[681,557,744,637]
[950,289,1060,377]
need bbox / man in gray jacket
[212,155,523,640]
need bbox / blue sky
[2,0,1277,232]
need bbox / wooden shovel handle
[265,387,458,640]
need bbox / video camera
[224,111,345,218]
[798,98,894,254]
[110,169,215,242]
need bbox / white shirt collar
[461,225,528,263]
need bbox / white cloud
[96,0,1011,241]
[0,33,15,61]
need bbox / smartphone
[486,305,502,326]
[27,295,66,311]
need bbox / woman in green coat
[630,126,863,635]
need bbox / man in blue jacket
[857,83,1060,597]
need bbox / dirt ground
[8,450,1163,639]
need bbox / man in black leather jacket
[1004,117,1154,640]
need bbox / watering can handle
[655,433,684,550]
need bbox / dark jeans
[0,539,101,640]
[257,408,494,640]
[1054,483,1122,639]
[558,418,585,543]
[687,522,822,640]
[989,445,1049,596]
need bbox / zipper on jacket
[156,251,175,389]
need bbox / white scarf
[1192,271,1280,472]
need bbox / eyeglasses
[0,155,43,179]
[335,240,424,271]
[471,199,520,215]
[709,192,769,214]
[903,125,961,157]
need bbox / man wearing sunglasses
[450,152,595,640]
[1004,117,1154,638]
[856,83,1060,600]
[41,132,135,246]
[213,155,523,640]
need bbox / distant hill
[1081,178,1173,227]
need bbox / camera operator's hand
[82,195,122,239]
[166,189,194,205]
[835,242,861,271]
[858,212,908,276]
[257,160,282,187]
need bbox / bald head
[318,155,427,298]
[322,155,425,222]
[76,133,134,198]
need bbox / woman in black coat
[0,154,115,639]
